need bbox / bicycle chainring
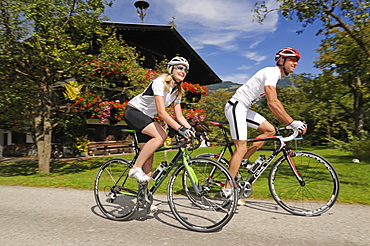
[137,182,153,213]
[237,180,253,198]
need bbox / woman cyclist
[124,57,195,182]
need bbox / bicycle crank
[237,180,253,198]
[137,181,153,214]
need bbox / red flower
[182,82,209,96]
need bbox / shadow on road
[244,199,293,216]
[90,195,295,233]
[90,197,187,231]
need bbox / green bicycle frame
[147,144,200,195]
[119,129,201,196]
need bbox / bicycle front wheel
[168,157,237,232]
[94,158,138,220]
[269,151,340,216]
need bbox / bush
[3,144,37,157]
[327,132,370,161]
[350,139,370,161]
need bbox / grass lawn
[0,146,369,205]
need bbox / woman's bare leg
[132,122,167,176]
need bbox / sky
[104,0,325,84]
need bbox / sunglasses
[287,57,299,63]
[175,65,188,73]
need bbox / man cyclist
[223,48,307,202]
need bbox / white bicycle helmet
[167,56,189,73]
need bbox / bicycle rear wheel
[195,153,229,166]
[269,151,340,216]
[168,157,237,232]
[94,158,138,220]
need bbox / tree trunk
[353,75,365,139]
[353,95,365,139]
[35,85,52,174]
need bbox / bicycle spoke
[94,158,139,220]
[269,151,340,216]
[168,158,237,232]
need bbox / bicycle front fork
[285,151,305,186]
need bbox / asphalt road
[0,185,369,246]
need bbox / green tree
[294,72,354,143]
[0,0,110,173]
[0,75,38,136]
[254,0,370,58]
[197,89,232,122]
[295,23,370,139]
[78,27,156,99]
[254,0,370,140]
[315,26,369,138]
[196,89,233,144]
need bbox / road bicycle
[195,121,340,216]
[94,129,237,232]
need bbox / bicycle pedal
[138,181,148,190]
[237,199,246,206]
[149,205,158,214]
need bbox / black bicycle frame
[208,122,303,185]
[246,136,303,185]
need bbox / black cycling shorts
[124,106,153,143]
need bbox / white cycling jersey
[224,66,281,140]
[231,66,281,108]
[128,76,181,118]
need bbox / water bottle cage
[152,161,168,181]
[248,155,266,175]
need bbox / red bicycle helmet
[275,48,301,62]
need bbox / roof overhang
[101,22,222,85]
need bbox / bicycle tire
[195,153,253,198]
[195,153,229,166]
[269,151,340,216]
[94,158,138,220]
[167,157,237,232]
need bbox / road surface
[0,185,369,246]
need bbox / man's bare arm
[264,85,293,125]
